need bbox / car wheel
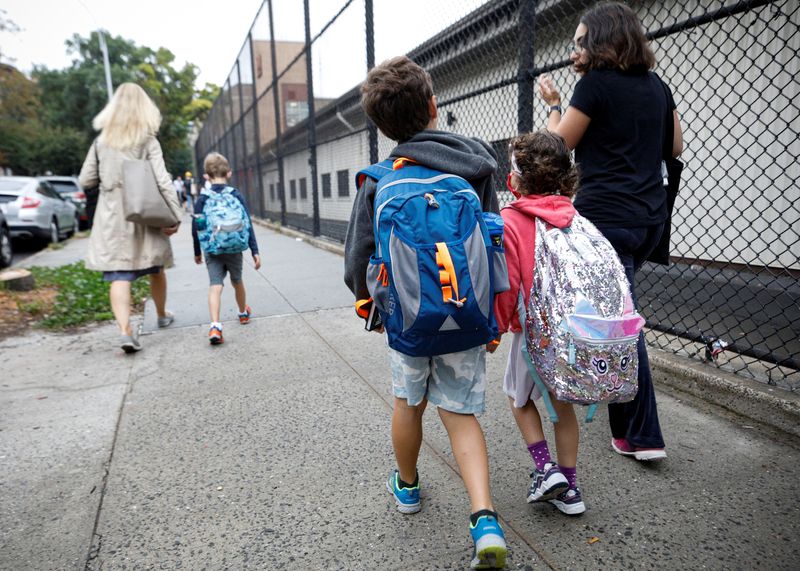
[49,218,59,244]
[0,224,12,268]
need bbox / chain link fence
[195,0,799,389]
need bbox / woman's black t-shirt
[569,69,676,228]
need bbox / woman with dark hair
[538,2,683,461]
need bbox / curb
[252,219,345,257]
[650,349,800,439]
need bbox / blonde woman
[79,83,182,353]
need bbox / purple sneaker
[549,486,586,516]
[527,462,569,503]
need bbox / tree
[22,31,219,176]
[0,9,21,65]
[0,64,89,175]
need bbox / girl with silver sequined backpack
[491,131,642,516]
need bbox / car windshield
[0,179,30,193]
[49,181,79,194]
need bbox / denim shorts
[102,266,162,282]
[387,341,486,414]
[206,253,243,285]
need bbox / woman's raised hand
[537,75,561,106]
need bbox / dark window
[299,177,307,200]
[269,183,275,201]
[290,179,296,200]
[321,173,331,198]
[337,169,349,197]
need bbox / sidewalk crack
[83,361,137,571]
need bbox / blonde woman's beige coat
[79,135,183,271]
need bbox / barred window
[289,179,296,200]
[321,173,331,198]
[337,169,349,197]
[300,177,307,200]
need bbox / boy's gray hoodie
[344,129,500,303]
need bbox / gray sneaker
[157,311,175,328]
[120,334,142,353]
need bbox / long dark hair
[576,2,656,74]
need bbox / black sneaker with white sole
[548,486,586,516]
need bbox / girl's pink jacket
[493,193,577,334]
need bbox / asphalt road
[9,238,47,266]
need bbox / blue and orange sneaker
[469,510,507,569]
[238,305,252,325]
[386,469,420,514]
[208,324,224,345]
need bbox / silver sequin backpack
[517,215,644,422]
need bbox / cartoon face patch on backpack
[197,186,250,255]
[524,215,644,407]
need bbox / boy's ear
[428,95,438,121]
[226,171,232,178]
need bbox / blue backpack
[358,158,509,357]
[197,186,250,255]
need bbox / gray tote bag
[121,159,179,227]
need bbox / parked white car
[0,177,78,244]
[40,176,89,230]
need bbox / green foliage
[26,261,150,329]
[1,31,219,176]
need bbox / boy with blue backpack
[192,152,261,345]
[344,56,509,569]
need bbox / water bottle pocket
[367,256,391,313]
[490,245,509,293]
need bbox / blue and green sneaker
[469,510,507,569]
[386,469,420,514]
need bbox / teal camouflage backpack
[197,186,250,255]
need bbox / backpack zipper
[374,186,479,257]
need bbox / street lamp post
[97,30,113,102]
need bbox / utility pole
[98,30,113,102]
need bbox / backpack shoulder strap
[355,159,394,189]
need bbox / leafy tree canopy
[1,30,218,176]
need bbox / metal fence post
[227,78,239,188]
[235,59,250,202]
[267,0,286,226]
[517,0,536,134]
[304,0,321,237]
[365,0,378,164]
[248,31,266,218]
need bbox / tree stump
[0,268,35,291]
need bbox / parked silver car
[0,177,78,244]
[40,176,89,230]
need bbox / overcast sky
[2,0,485,99]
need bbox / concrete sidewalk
[1,217,799,570]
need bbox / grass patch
[25,261,151,329]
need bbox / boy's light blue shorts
[387,342,486,415]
